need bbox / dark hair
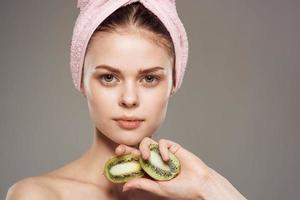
[84,2,175,87]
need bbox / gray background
[1,0,299,199]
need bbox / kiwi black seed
[104,153,145,183]
[139,143,181,181]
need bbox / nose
[119,81,139,108]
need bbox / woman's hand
[115,137,247,200]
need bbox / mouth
[113,118,145,130]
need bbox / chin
[115,134,144,147]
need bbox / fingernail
[143,154,148,160]
[163,156,169,161]
[167,152,170,160]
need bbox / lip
[114,116,145,121]
[113,117,144,130]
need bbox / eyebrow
[94,64,165,75]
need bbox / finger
[157,139,181,156]
[139,137,158,160]
[115,144,141,157]
[163,140,188,161]
[158,139,171,161]
[167,142,208,169]
[122,177,166,197]
[168,142,182,156]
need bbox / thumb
[123,178,165,197]
[169,143,210,174]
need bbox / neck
[54,126,123,192]
[91,127,119,157]
[81,127,121,187]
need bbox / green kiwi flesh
[139,143,181,181]
[104,153,145,183]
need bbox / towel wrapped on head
[70,0,189,95]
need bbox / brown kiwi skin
[104,153,145,183]
[139,143,181,181]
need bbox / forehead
[85,31,173,71]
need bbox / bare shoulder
[6,176,60,200]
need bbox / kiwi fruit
[104,143,181,183]
[104,153,145,183]
[139,143,181,181]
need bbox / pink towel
[70,0,189,95]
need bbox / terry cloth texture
[70,0,189,95]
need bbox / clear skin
[82,30,174,148]
[81,29,247,199]
[6,29,247,200]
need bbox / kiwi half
[139,143,181,181]
[104,153,145,183]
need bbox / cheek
[142,88,170,117]
[87,87,118,120]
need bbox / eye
[98,73,118,85]
[142,75,160,85]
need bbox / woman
[6,1,247,199]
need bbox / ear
[79,72,87,98]
[169,85,176,97]
[80,84,87,98]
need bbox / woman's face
[83,30,174,146]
